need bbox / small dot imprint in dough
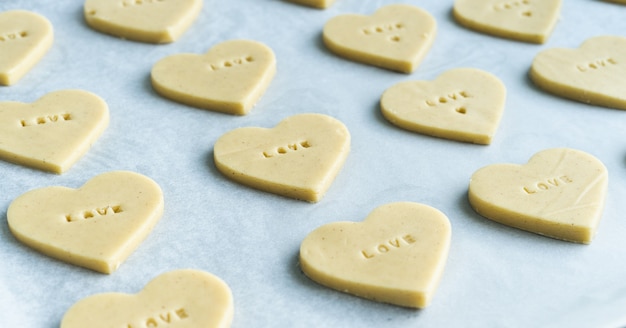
[456,107,467,114]
[390,36,400,42]
[522,11,532,17]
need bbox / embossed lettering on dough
[65,205,122,222]
[425,91,470,107]
[494,0,531,15]
[523,175,573,194]
[126,307,189,328]
[361,234,417,259]
[20,113,71,127]
[209,56,254,71]
[121,0,165,7]
[0,31,28,42]
[362,22,405,42]
[262,140,311,158]
[576,58,617,72]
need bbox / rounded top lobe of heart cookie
[60,269,233,328]
[0,10,53,85]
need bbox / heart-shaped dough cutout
[84,0,202,43]
[60,269,233,328]
[214,113,350,202]
[0,10,53,85]
[323,4,436,73]
[286,0,335,9]
[469,148,608,244]
[381,68,506,145]
[530,36,626,110]
[7,171,164,273]
[300,202,451,308]
[453,0,561,44]
[152,39,276,115]
[0,90,109,173]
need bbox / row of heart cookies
[296,0,563,44]
[6,145,607,277]
[8,145,607,316]
[4,36,625,176]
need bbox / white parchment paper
[1,0,626,327]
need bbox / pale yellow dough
[530,36,626,110]
[7,171,164,273]
[61,269,233,328]
[0,90,109,173]
[323,4,436,73]
[453,0,561,44]
[213,113,350,202]
[286,0,335,9]
[0,10,53,85]
[84,0,202,43]
[469,148,607,244]
[381,68,505,145]
[300,202,451,308]
[152,39,276,115]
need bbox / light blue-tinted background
[1,0,626,327]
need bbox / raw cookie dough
[380,68,506,145]
[453,0,561,44]
[7,171,164,274]
[323,4,436,73]
[286,0,335,9]
[213,113,350,202]
[0,10,53,85]
[530,35,626,110]
[84,0,202,43]
[300,202,451,308]
[468,148,608,244]
[61,269,233,328]
[152,39,276,115]
[0,89,109,173]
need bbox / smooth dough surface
[469,148,607,244]
[453,0,561,44]
[213,113,350,202]
[61,269,233,328]
[152,39,276,115]
[530,35,626,110]
[84,0,202,43]
[323,4,436,73]
[286,0,335,9]
[381,68,505,145]
[0,89,109,173]
[7,171,164,273]
[0,10,53,85]
[300,202,451,308]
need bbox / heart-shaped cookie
[0,10,53,85]
[0,90,109,173]
[323,4,436,73]
[84,0,202,43]
[152,39,276,115]
[530,36,626,110]
[380,68,506,145]
[469,148,608,244]
[453,0,561,44]
[300,202,451,308]
[60,269,233,328]
[7,171,164,273]
[286,0,335,9]
[213,113,350,202]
